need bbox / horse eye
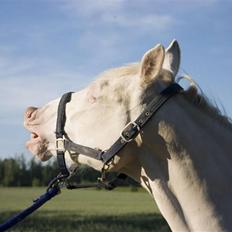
[88,95,97,104]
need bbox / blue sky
[0,0,231,158]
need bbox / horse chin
[37,150,53,161]
[26,137,52,161]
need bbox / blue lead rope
[0,186,60,232]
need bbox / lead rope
[0,186,60,232]
[0,171,127,232]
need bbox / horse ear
[163,40,181,77]
[140,44,165,84]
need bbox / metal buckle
[56,137,65,152]
[120,121,140,143]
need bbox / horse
[24,40,232,231]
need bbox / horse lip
[25,135,41,151]
[31,132,39,139]
[24,120,44,153]
[24,126,43,147]
[26,135,51,161]
[26,135,40,144]
[23,121,40,132]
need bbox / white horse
[24,40,232,231]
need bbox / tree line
[0,154,138,187]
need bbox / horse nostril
[25,107,38,119]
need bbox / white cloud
[61,0,218,17]
[59,0,175,32]
[0,56,35,77]
[0,72,86,110]
[59,0,218,30]
[0,54,92,127]
[170,0,218,5]
[100,13,173,31]
[60,0,124,16]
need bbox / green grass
[0,187,170,232]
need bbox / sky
[0,0,232,159]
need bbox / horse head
[24,40,180,173]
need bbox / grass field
[0,187,170,232]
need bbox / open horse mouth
[25,131,50,161]
[24,106,51,161]
[26,132,41,151]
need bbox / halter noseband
[53,83,183,185]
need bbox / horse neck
[136,95,232,231]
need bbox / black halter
[54,83,183,185]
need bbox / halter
[51,83,183,188]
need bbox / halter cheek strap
[54,83,183,180]
[55,92,73,178]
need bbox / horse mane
[180,75,232,129]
